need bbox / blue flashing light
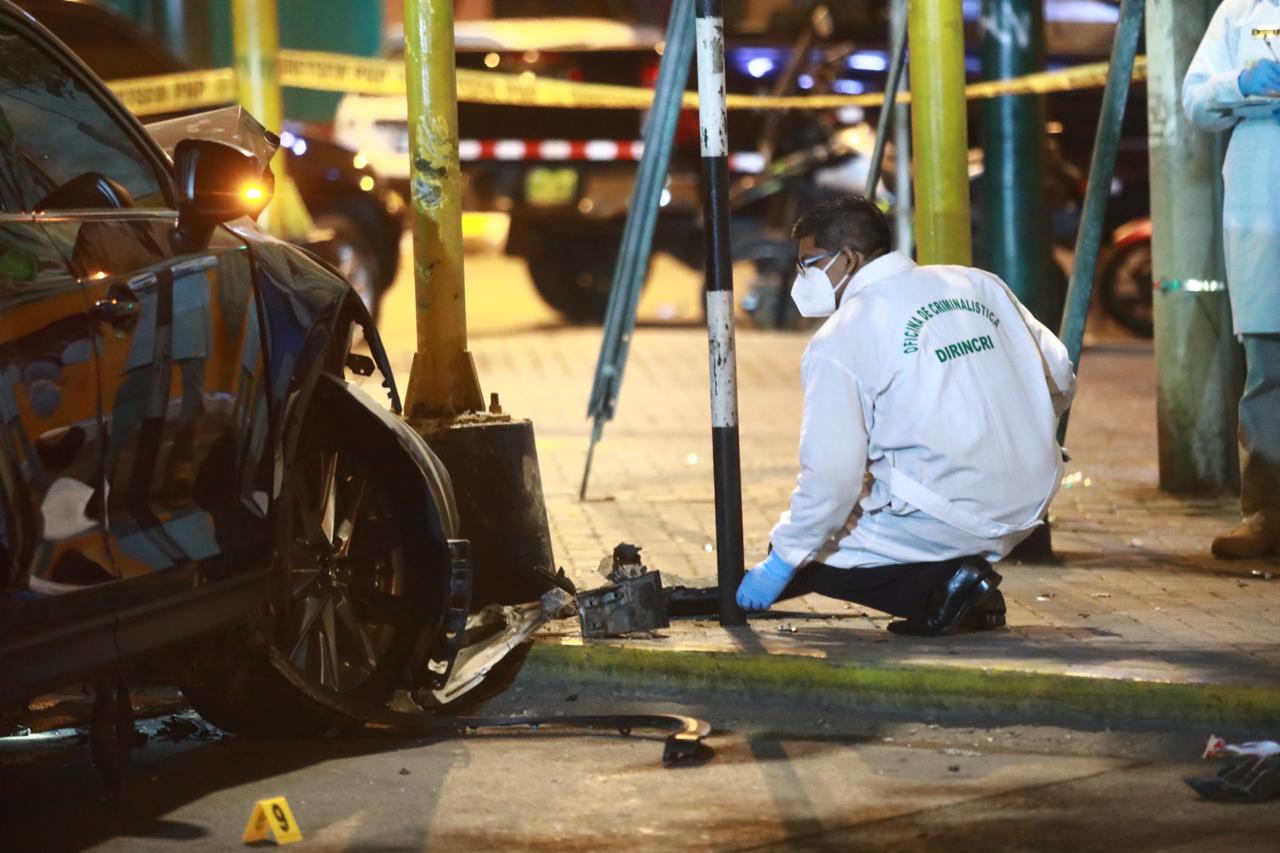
[797,73,815,90]
[832,79,866,95]
[746,56,776,79]
[847,51,888,72]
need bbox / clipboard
[1211,98,1280,121]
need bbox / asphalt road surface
[3,679,1277,852]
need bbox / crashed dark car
[15,0,406,321]
[0,1,466,736]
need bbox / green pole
[1056,0,1143,426]
[980,0,1053,325]
[401,0,484,418]
[908,0,972,265]
[1146,0,1242,492]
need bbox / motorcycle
[1096,217,1154,337]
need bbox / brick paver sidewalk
[376,325,1279,689]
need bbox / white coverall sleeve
[1182,2,1245,132]
[769,353,869,568]
[994,278,1077,418]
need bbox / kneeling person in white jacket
[736,197,1076,635]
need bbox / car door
[0,217,118,698]
[0,9,271,666]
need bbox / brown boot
[1211,513,1280,559]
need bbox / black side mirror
[171,138,274,252]
[34,172,137,212]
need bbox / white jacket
[769,252,1076,569]
[1183,0,1280,334]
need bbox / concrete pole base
[416,414,572,608]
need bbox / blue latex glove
[1239,60,1280,97]
[736,552,797,612]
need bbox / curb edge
[526,642,1280,727]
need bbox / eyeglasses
[795,249,840,276]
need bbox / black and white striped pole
[695,0,746,627]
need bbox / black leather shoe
[887,559,1002,637]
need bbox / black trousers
[777,558,973,622]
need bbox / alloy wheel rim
[275,448,404,694]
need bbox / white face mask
[790,253,853,318]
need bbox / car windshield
[0,24,167,213]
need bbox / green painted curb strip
[526,643,1280,727]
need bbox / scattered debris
[942,748,981,757]
[1186,735,1280,803]
[1036,593,1055,602]
[948,765,961,773]
[1060,471,1092,489]
[153,712,221,743]
[598,542,649,583]
[665,585,720,617]
[1251,570,1275,581]
[1090,592,1112,599]
[685,453,699,465]
[415,588,576,709]
[778,624,798,634]
[578,572,670,638]
[703,543,715,553]
[399,768,410,776]
[1127,538,1144,548]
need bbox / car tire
[526,238,648,325]
[313,212,384,322]
[1098,240,1154,338]
[181,377,446,737]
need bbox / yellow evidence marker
[241,796,303,846]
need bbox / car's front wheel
[181,377,448,737]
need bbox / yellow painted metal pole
[401,0,484,418]
[231,0,309,239]
[908,0,972,265]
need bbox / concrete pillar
[980,0,1053,325]
[1146,0,1243,493]
[909,0,973,265]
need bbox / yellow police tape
[108,49,1148,118]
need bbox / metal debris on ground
[1251,569,1275,581]
[152,712,222,743]
[411,588,576,709]
[578,571,670,638]
[1186,734,1280,803]
[598,542,650,583]
[778,624,798,634]
[665,584,720,617]
[1036,593,1055,602]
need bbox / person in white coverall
[1184,1,1280,558]
[735,197,1076,636]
